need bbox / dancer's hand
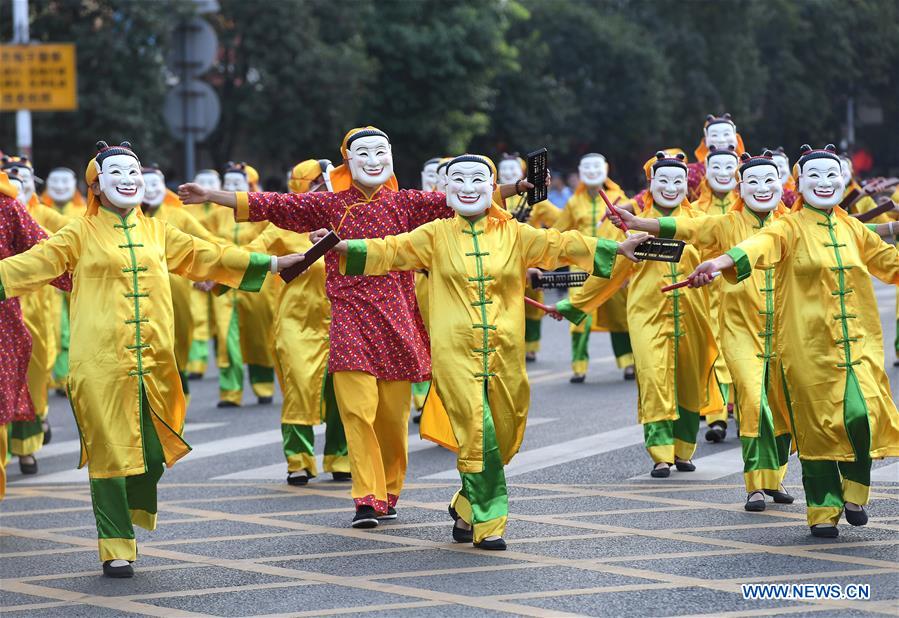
[178,183,208,205]
[309,228,330,244]
[276,253,306,272]
[617,232,652,262]
[193,280,215,292]
[688,255,733,287]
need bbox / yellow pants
[333,371,410,514]
[0,423,7,500]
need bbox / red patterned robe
[240,186,453,381]
[0,195,50,424]
[687,162,706,202]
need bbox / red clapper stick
[524,296,563,318]
[599,189,628,232]
[661,271,720,292]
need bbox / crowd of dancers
[1,113,897,578]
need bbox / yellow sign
[0,44,77,111]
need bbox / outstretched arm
[335,222,435,276]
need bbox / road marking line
[422,424,645,480]
[871,461,899,483]
[34,422,229,459]
[629,446,747,481]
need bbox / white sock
[109,559,130,567]
[845,501,862,511]
[288,470,308,479]
[748,490,765,501]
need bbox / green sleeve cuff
[592,238,618,279]
[725,247,752,283]
[238,252,271,292]
[556,298,589,325]
[344,240,368,275]
[657,217,677,239]
[0,278,6,301]
[865,224,877,233]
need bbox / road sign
[163,78,221,142]
[0,43,77,111]
[167,17,218,78]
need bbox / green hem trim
[238,253,270,292]
[657,216,677,239]
[725,247,752,282]
[345,240,368,275]
[556,298,588,325]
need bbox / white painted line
[871,462,899,483]
[422,423,645,480]
[528,356,617,385]
[630,446,745,481]
[215,418,558,482]
[35,422,229,459]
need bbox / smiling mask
[47,168,77,204]
[142,167,166,208]
[796,144,844,210]
[194,169,221,192]
[421,158,441,191]
[649,152,688,209]
[705,146,739,193]
[446,155,495,217]
[737,152,783,212]
[498,155,525,186]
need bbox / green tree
[0,0,192,175]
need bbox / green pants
[738,380,790,493]
[800,369,872,526]
[218,307,244,404]
[571,314,632,374]
[643,406,700,464]
[411,380,431,411]
[525,318,541,353]
[89,391,164,562]
[8,409,46,457]
[52,294,70,383]
[282,373,349,476]
[451,385,508,544]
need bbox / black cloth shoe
[54,387,67,397]
[894,359,899,367]
[650,464,671,478]
[475,537,507,551]
[257,396,273,405]
[413,412,422,424]
[764,487,795,504]
[377,507,397,521]
[102,560,134,578]
[569,374,586,384]
[217,401,240,408]
[448,505,474,543]
[623,365,636,381]
[675,458,696,472]
[745,492,766,512]
[18,456,37,475]
[187,372,203,381]
[525,351,536,363]
[352,506,379,529]
[844,505,868,526]
[705,421,727,443]
[286,472,308,486]
[810,524,839,538]
[42,420,52,445]
[331,471,352,482]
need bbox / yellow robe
[342,211,614,472]
[658,204,790,438]
[690,184,739,396]
[145,195,218,372]
[0,206,270,478]
[247,224,332,425]
[561,202,721,423]
[555,184,630,333]
[20,197,70,422]
[724,205,899,460]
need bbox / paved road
[2,284,898,617]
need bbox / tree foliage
[1,0,896,189]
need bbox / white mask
[498,159,524,185]
[421,161,439,191]
[578,155,608,188]
[194,170,221,192]
[840,158,853,188]
[142,171,166,208]
[47,169,77,204]
[223,171,249,192]
[446,160,494,217]
[346,135,393,188]
[650,166,687,209]
[436,165,448,192]
[9,176,24,200]
[705,122,737,152]
[97,154,145,210]
[772,153,791,187]
[705,154,738,193]
[798,158,844,210]
[12,166,35,205]
[739,164,782,212]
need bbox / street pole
[846,96,856,151]
[180,23,196,180]
[12,0,33,159]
